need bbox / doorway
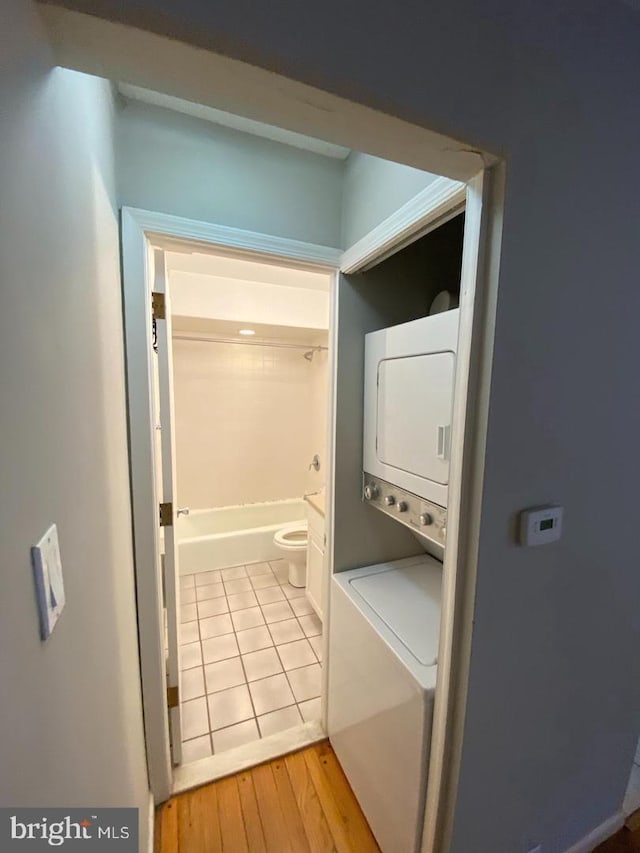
[153,244,334,774]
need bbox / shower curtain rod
[172,333,328,352]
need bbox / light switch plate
[31,524,66,640]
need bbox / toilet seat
[273,521,308,550]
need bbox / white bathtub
[177,498,307,576]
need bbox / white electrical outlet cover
[31,523,66,640]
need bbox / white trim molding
[122,207,342,269]
[121,208,341,803]
[339,176,466,273]
[146,792,155,853]
[563,812,624,853]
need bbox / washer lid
[349,558,442,666]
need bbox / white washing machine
[328,554,442,853]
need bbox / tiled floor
[177,559,323,764]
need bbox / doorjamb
[122,207,342,802]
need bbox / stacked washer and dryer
[328,304,459,853]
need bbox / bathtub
[177,498,307,576]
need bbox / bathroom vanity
[304,492,326,620]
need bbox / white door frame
[122,207,343,802]
[122,168,478,803]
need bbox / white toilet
[273,521,308,587]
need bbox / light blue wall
[0,3,150,846]
[116,99,345,246]
[341,152,441,247]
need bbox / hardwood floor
[595,822,640,852]
[155,740,380,852]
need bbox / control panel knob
[396,501,408,513]
[384,495,396,506]
[419,513,433,526]
[363,484,378,501]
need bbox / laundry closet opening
[113,66,494,848]
[152,221,469,818]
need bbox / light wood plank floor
[155,740,381,852]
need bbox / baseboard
[563,811,624,853]
[625,807,640,833]
[146,790,155,853]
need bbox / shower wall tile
[172,338,328,508]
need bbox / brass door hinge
[167,685,179,710]
[152,291,166,320]
[159,502,173,527]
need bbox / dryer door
[376,351,455,485]
[363,309,459,507]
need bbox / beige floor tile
[242,647,283,682]
[228,591,259,612]
[196,582,225,602]
[248,673,295,716]
[195,570,222,586]
[204,657,246,694]
[255,586,286,605]
[298,697,322,723]
[287,664,322,703]
[236,625,273,654]
[180,641,203,670]
[199,613,233,640]
[181,734,212,763]
[257,705,302,738]
[181,666,206,701]
[197,597,229,619]
[201,633,239,664]
[277,638,316,671]
[231,606,265,632]
[181,696,209,740]
[246,562,272,577]
[212,719,259,753]
[261,601,295,624]
[207,684,253,730]
[268,618,305,645]
[180,621,200,645]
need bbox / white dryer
[328,554,442,853]
[362,308,459,554]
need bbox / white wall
[172,338,327,508]
[0,3,150,847]
[45,2,640,851]
[341,152,442,247]
[170,271,330,330]
[116,98,345,246]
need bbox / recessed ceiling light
[239,329,256,336]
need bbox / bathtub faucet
[177,507,190,517]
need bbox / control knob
[363,484,378,501]
[419,513,433,526]
[396,501,408,513]
[384,495,396,506]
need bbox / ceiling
[118,83,351,160]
